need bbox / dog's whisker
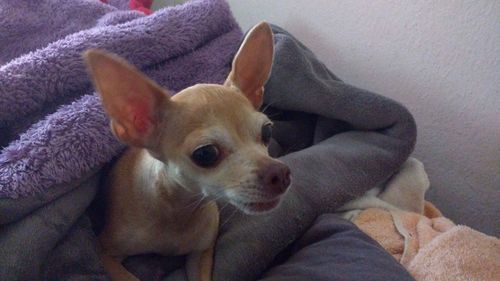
[219,208,238,229]
[260,101,277,114]
[183,199,205,210]
[183,192,209,210]
[212,188,228,199]
[218,201,231,213]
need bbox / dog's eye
[191,145,220,168]
[261,123,273,145]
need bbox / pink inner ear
[125,97,155,135]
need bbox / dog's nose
[258,162,291,195]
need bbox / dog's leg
[186,246,215,281]
[101,254,139,281]
[186,202,219,281]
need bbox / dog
[83,22,291,281]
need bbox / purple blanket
[0,0,241,198]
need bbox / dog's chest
[121,219,201,255]
[101,149,219,257]
[103,199,218,257]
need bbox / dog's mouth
[230,197,282,214]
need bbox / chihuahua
[84,22,291,281]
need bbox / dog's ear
[84,49,170,148]
[225,21,274,109]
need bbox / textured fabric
[351,200,500,281]
[260,214,415,281]
[337,157,430,220]
[408,225,500,281]
[0,171,103,280]
[0,0,241,198]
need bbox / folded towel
[408,225,500,281]
[338,158,500,281]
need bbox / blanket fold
[1,1,417,280]
[0,0,235,129]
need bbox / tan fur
[84,22,290,281]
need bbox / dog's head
[84,22,290,214]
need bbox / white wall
[152,0,186,11]
[227,0,500,235]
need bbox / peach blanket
[338,158,500,281]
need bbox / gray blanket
[260,214,415,281]
[0,8,416,281]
